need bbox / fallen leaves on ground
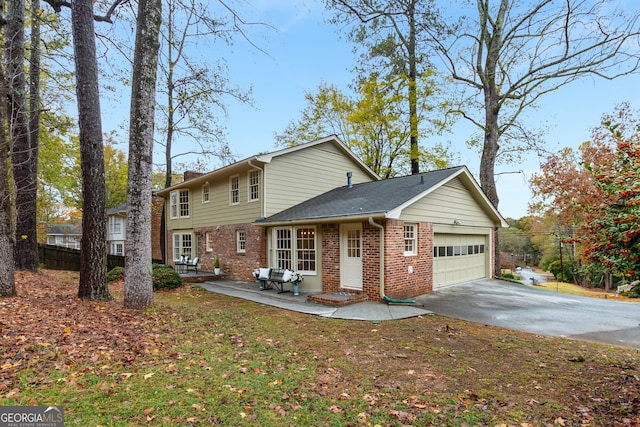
[0,270,163,393]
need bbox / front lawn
[1,270,638,426]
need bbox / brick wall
[380,220,433,300]
[321,220,434,302]
[321,224,341,293]
[362,221,381,300]
[167,223,266,281]
[151,196,164,261]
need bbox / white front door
[340,223,363,290]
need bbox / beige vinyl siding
[264,143,375,216]
[400,177,496,227]
[166,169,263,231]
[190,171,263,227]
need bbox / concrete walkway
[197,279,431,321]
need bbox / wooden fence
[38,244,125,271]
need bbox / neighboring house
[107,203,127,256]
[46,223,81,250]
[106,197,166,260]
[157,135,507,301]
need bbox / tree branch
[42,0,128,23]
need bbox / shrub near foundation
[152,263,182,290]
[106,264,182,291]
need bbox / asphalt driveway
[414,279,640,349]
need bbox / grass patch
[535,280,629,299]
[1,270,639,425]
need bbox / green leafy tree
[37,111,76,225]
[431,0,640,276]
[532,103,640,288]
[104,138,128,209]
[276,73,455,178]
[582,122,640,284]
[326,0,442,174]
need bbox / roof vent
[420,175,424,184]
[347,172,353,189]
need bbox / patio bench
[255,268,291,294]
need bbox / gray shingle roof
[106,203,127,215]
[256,166,467,224]
[46,223,82,235]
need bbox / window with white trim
[272,226,316,273]
[275,228,292,270]
[173,233,193,260]
[170,191,178,218]
[109,216,121,234]
[248,170,260,202]
[170,190,190,218]
[296,227,316,271]
[202,183,210,203]
[404,224,417,256]
[205,231,213,252]
[237,230,246,253]
[230,175,239,205]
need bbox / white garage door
[433,234,488,288]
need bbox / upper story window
[404,223,417,256]
[202,183,210,203]
[230,175,239,205]
[170,189,190,219]
[248,170,260,202]
[109,216,121,234]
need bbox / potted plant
[290,271,304,296]
[214,256,221,275]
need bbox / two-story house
[45,223,82,250]
[106,197,165,261]
[107,203,127,256]
[157,136,507,302]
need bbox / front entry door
[340,223,363,290]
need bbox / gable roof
[255,166,508,227]
[156,135,379,195]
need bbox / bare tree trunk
[164,3,174,189]
[478,0,505,277]
[0,41,16,296]
[6,0,38,272]
[72,0,110,300]
[482,94,501,276]
[407,0,419,175]
[124,0,162,309]
[29,0,41,170]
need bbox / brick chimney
[183,170,204,181]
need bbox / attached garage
[257,165,507,302]
[433,233,490,288]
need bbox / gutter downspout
[368,217,416,304]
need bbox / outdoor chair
[185,257,200,273]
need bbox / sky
[101,0,640,220]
